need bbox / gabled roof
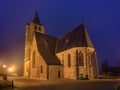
[35,32,61,65]
[56,24,94,53]
[32,12,41,25]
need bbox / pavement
[6,77,120,90]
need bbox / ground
[6,77,120,90]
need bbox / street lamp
[2,65,7,75]
[8,68,13,72]
[3,65,6,68]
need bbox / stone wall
[48,65,63,80]
[56,47,99,80]
[23,60,30,77]
[29,35,48,80]
[24,21,45,78]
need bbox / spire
[32,12,41,25]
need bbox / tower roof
[32,12,41,25]
[56,24,94,53]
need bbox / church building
[23,12,99,80]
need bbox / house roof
[56,24,94,53]
[35,32,61,65]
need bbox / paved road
[7,77,120,90]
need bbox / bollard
[12,80,14,88]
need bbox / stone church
[23,12,99,80]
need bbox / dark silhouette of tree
[101,60,109,74]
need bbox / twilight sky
[0,0,120,68]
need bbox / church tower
[23,12,45,77]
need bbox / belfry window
[32,51,35,68]
[68,54,71,67]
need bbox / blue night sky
[0,0,120,68]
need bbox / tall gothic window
[32,51,35,68]
[76,50,84,66]
[88,52,93,66]
[88,51,97,66]
[78,52,84,66]
[68,54,71,67]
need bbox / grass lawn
[0,80,12,89]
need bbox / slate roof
[35,32,61,65]
[56,24,94,53]
[32,12,42,25]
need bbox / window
[41,65,43,73]
[32,51,35,68]
[68,54,71,67]
[88,52,93,66]
[78,52,84,66]
[58,70,60,79]
[76,50,84,66]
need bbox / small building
[23,12,99,80]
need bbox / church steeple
[29,12,45,34]
[32,12,41,25]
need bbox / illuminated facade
[23,12,99,80]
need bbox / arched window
[88,52,94,66]
[32,51,35,68]
[78,52,84,66]
[68,54,71,67]
[76,50,84,66]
